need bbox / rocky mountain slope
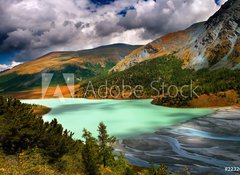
[0,44,140,92]
[111,0,240,72]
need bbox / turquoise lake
[21,99,214,139]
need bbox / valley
[21,98,240,175]
[0,0,240,174]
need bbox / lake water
[22,98,213,139]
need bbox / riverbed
[117,107,240,175]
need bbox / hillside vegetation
[76,55,240,107]
[0,44,140,92]
[0,96,193,175]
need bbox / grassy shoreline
[32,105,51,116]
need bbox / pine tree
[82,129,99,175]
[97,122,116,168]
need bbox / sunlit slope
[0,44,140,92]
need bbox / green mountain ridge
[0,44,140,92]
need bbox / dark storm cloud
[95,20,124,36]
[0,0,226,65]
[0,33,8,45]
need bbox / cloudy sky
[0,0,227,70]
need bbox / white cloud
[0,0,227,62]
[0,61,23,72]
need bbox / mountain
[0,43,140,92]
[76,0,240,106]
[111,0,240,72]
[76,55,240,107]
